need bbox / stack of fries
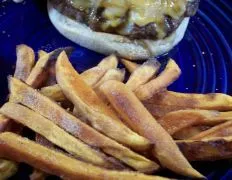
[1,45,232,179]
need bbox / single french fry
[121,59,139,73]
[0,132,167,180]
[25,47,73,88]
[144,90,232,111]
[56,52,151,152]
[14,44,35,81]
[97,54,118,70]
[30,169,47,180]
[190,120,232,140]
[143,103,187,119]
[177,136,232,161]
[173,126,212,140]
[93,68,126,105]
[100,80,203,178]
[0,159,18,180]
[157,110,232,135]
[94,68,125,88]
[40,84,66,102]
[136,59,181,100]
[38,50,48,58]
[1,103,120,169]
[9,77,159,173]
[126,60,160,91]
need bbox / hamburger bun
[48,1,190,60]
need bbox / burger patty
[49,0,200,40]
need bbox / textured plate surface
[0,0,232,179]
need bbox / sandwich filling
[49,0,200,40]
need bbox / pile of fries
[1,45,232,179]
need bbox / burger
[48,0,200,60]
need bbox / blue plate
[0,0,232,179]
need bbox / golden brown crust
[0,132,164,180]
[190,121,232,140]
[14,44,35,81]
[8,77,159,173]
[177,137,232,161]
[135,59,181,100]
[157,110,231,135]
[126,60,160,91]
[56,52,151,152]
[144,90,232,111]
[121,59,139,73]
[38,50,48,59]
[143,103,187,119]
[40,84,66,101]
[1,102,119,169]
[100,80,203,178]
[173,126,212,140]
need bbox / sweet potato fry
[135,59,181,100]
[40,56,119,102]
[14,44,35,81]
[40,84,66,102]
[173,126,212,140]
[1,102,120,169]
[190,120,232,140]
[100,80,203,178]
[0,132,166,180]
[143,103,187,119]
[56,52,151,152]
[0,159,18,180]
[9,77,159,173]
[30,169,47,180]
[157,110,232,135]
[94,68,125,88]
[126,60,160,91]
[177,136,232,161]
[25,47,73,88]
[97,54,118,70]
[144,90,232,111]
[38,50,48,58]
[121,59,139,73]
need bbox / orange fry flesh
[9,77,159,173]
[14,44,35,81]
[1,102,119,169]
[97,54,118,70]
[173,126,212,140]
[190,120,232,140]
[40,84,66,102]
[158,110,232,135]
[94,68,125,88]
[135,59,181,100]
[38,50,48,58]
[0,132,165,180]
[177,136,232,161]
[126,60,160,91]
[143,103,187,119]
[100,80,204,178]
[25,47,73,89]
[121,59,139,73]
[144,90,232,111]
[56,52,151,152]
